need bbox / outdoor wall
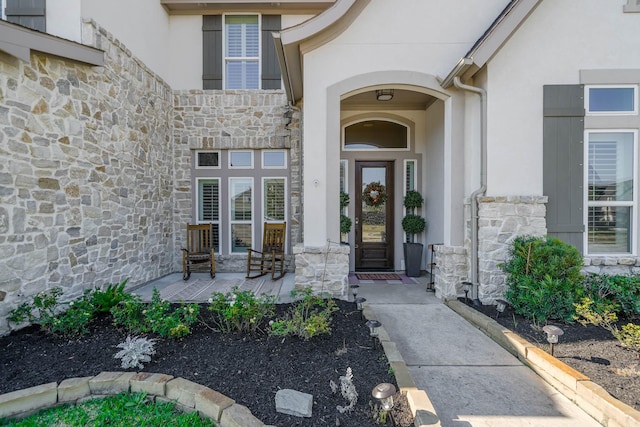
[486,0,640,197]
[172,90,301,273]
[46,0,82,42]
[0,21,175,335]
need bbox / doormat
[356,273,402,281]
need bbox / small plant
[207,288,275,334]
[336,367,358,414]
[111,289,199,338]
[269,287,337,340]
[8,288,96,337]
[114,336,157,369]
[575,297,640,357]
[502,235,584,323]
[340,191,352,239]
[91,279,128,313]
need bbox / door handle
[355,217,359,225]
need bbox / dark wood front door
[355,161,394,271]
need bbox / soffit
[341,89,437,111]
[161,0,335,14]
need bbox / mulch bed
[464,299,640,412]
[0,300,412,427]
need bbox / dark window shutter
[5,0,46,32]
[261,15,281,90]
[202,15,222,90]
[543,84,585,253]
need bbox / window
[196,151,220,169]
[262,150,286,168]
[196,178,220,252]
[404,160,416,193]
[263,178,286,222]
[229,151,253,168]
[343,120,409,150]
[586,131,636,254]
[225,15,259,90]
[586,85,637,114]
[230,178,253,253]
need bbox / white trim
[228,177,255,253]
[195,150,222,169]
[261,149,287,169]
[223,13,262,90]
[583,129,638,256]
[341,117,410,152]
[229,150,254,169]
[585,85,638,116]
[195,177,221,254]
[262,176,287,223]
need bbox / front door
[355,161,394,271]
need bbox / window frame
[229,150,254,169]
[195,177,221,254]
[583,129,638,256]
[585,85,638,116]
[228,177,254,254]
[195,151,222,169]
[342,118,411,152]
[223,13,261,90]
[262,176,287,224]
[261,149,287,169]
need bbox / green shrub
[111,289,199,338]
[91,279,128,313]
[581,274,640,317]
[502,235,584,324]
[270,287,337,340]
[575,297,640,355]
[8,288,96,337]
[615,323,640,353]
[207,288,275,334]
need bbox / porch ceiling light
[376,89,394,101]
[372,383,396,411]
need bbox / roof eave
[440,0,542,88]
[274,0,370,103]
[0,20,104,66]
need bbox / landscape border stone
[446,299,640,427]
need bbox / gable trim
[0,20,104,66]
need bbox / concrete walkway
[357,280,601,427]
[135,273,601,426]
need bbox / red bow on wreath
[363,181,387,207]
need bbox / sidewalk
[357,279,600,427]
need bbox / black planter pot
[403,242,423,277]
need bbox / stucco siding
[486,0,640,196]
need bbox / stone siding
[0,21,175,334]
[293,244,349,297]
[582,257,640,276]
[433,244,468,300]
[172,91,301,273]
[477,196,548,302]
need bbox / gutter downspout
[453,76,486,305]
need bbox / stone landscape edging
[0,371,273,427]
[445,299,640,427]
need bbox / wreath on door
[362,181,387,207]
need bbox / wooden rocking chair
[182,223,216,281]
[246,222,286,280]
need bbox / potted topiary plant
[340,191,352,244]
[402,190,426,277]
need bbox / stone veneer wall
[433,244,468,300]
[172,91,301,272]
[293,243,349,297]
[0,21,175,334]
[477,196,548,302]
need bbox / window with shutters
[224,15,259,89]
[196,178,221,252]
[586,131,637,254]
[263,178,286,222]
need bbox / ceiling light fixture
[376,89,394,101]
